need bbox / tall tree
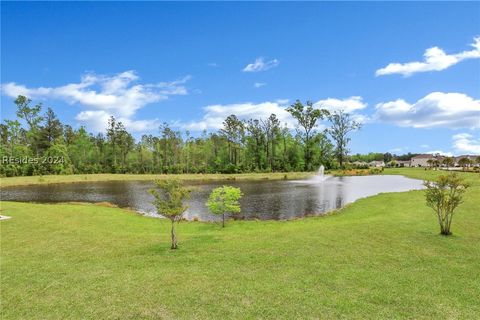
[15,95,43,154]
[220,115,244,168]
[279,124,290,171]
[68,127,93,173]
[160,123,173,173]
[261,114,280,171]
[287,100,328,171]
[327,110,361,168]
[116,121,134,173]
[95,133,107,171]
[2,94,344,176]
[106,116,118,170]
[314,132,334,168]
[246,119,264,170]
[3,120,22,156]
[15,95,43,130]
[38,108,63,152]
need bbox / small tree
[206,186,243,227]
[149,179,191,249]
[442,157,454,170]
[426,159,434,169]
[457,158,471,171]
[424,174,469,236]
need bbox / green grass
[385,167,480,186]
[1,168,479,319]
[0,172,312,188]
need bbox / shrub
[424,173,469,236]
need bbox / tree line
[1,95,363,177]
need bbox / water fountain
[318,165,325,179]
[310,165,327,182]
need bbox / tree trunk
[271,139,276,172]
[170,220,178,249]
[222,213,225,228]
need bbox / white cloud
[180,101,296,131]
[180,96,370,132]
[75,110,160,132]
[420,144,430,149]
[376,36,480,76]
[207,62,219,68]
[375,92,480,129]
[242,58,279,72]
[388,147,408,153]
[1,71,190,132]
[314,96,367,113]
[426,150,454,157]
[254,82,267,88]
[452,133,480,154]
[314,96,370,124]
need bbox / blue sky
[1,2,479,155]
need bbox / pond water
[0,175,424,221]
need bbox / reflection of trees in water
[335,196,343,209]
[335,183,344,209]
[1,176,424,221]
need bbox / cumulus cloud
[180,96,370,132]
[314,96,367,113]
[426,150,454,157]
[1,71,190,132]
[376,36,480,76]
[314,96,370,123]
[254,82,267,88]
[452,133,480,154]
[180,101,296,131]
[242,58,279,72]
[375,92,480,129]
[75,110,160,132]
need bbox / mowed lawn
[1,169,479,319]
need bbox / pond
[0,175,424,221]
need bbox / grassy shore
[0,172,312,188]
[1,168,479,319]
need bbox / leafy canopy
[206,186,243,215]
[424,173,469,235]
[149,179,191,219]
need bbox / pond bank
[0,172,312,188]
[0,175,425,221]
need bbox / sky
[1,2,479,156]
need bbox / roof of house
[411,154,434,159]
[455,155,479,160]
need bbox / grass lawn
[1,168,479,319]
[0,172,312,188]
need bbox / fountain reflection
[0,175,424,221]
